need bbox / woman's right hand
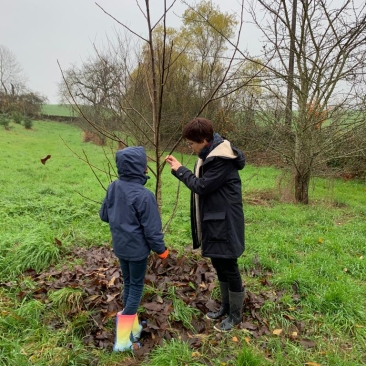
[165,155,182,171]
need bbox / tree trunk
[294,169,310,204]
[155,154,162,214]
[285,0,297,129]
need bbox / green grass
[168,286,201,331]
[41,104,76,117]
[144,339,211,366]
[0,120,365,365]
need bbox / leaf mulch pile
[12,244,314,363]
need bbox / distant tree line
[0,44,47,129]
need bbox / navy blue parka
[99,147,166,261]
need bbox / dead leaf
[106,293,119,302]
[299,339,317,349]
[272,328,283,336]
[84,294,101,303]
[54,238,62,246]
[155,295,164,304]
[107,276,116,287]
[241,321,258,330]
[40,155,51,164]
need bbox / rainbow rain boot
[113,312,135,352]
[131,314,143,342]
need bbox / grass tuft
[144,339,206,366]
[168,286,201,332]
[48,287,85,315]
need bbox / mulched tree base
[8,244,310,362]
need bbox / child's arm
[99,195,109,223]
[138,191,168,257]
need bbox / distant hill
[40,104,80,122]
[41,104,77,117]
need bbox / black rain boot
[214,288,245,332]
[206,282,230,320]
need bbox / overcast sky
[0,0,256,104]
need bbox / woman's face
[186,139,209,154]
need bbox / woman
[165,117,245,332]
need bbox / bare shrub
[82,131,105,146]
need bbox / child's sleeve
[139,191,166,255]
[99,196,109,223]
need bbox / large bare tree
[245,0,366,203]
[59,0,253,210]
[0,45,46,117]
[0,45,26,95]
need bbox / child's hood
[116,146,148,184]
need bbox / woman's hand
[165,155,182,171]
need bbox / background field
[0,120,365,365]
[41,104,76,117]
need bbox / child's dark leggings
[118,257,148,315]
[210,257,243,292]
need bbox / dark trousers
[119,257,148,315]
[211,257,243,292]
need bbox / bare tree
[58,51,127,140]
[59,0,252,211]
[246,0,366,203]
[0,45,46,118]
[0,45,26,95]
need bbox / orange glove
[158,249,169,259]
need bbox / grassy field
[41,104,76,117]
[0,120,365,365]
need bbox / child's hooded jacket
[100,146,166,260]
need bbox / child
[100,146,169,352]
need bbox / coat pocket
[202,211,228,242]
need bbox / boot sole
[205,312,229,321]
[213,318,242,332]
[213,323,238,332]
[206,314,219,320]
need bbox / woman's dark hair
[182,117,214,142]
